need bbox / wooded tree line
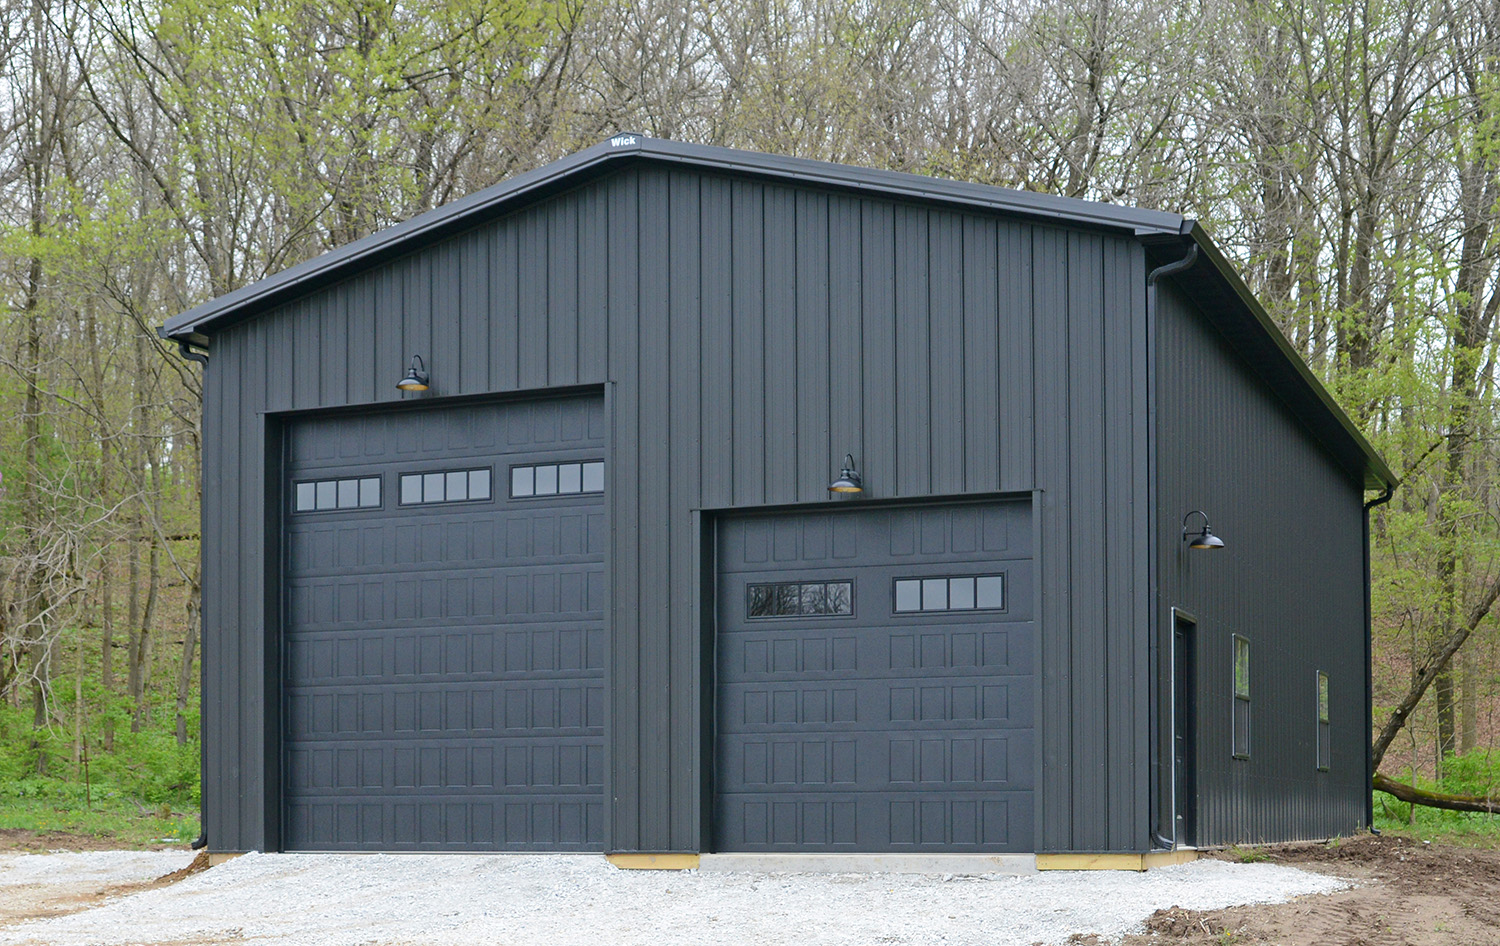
[3,0,1499,800]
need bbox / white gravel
[0,851,1350,946]
[0,850,191,888]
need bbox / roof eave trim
[161,135,645,340]
[1178,222,1398,491]
[162,136,1186,341]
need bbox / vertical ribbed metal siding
[200,165,1151,854]
[1155,281,1366,844]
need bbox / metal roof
[160,134,1395,490]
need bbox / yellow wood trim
[206,852,243,867]
[1036,850,1197,871]
[1036,853,1147,871]
[606,853,700,870]
[1142,849,1199,869]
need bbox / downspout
[1363,483,1394,834]
[1147,236,1198,851]
[173,334,209,853]
[177,338,209,367]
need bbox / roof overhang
[1142,224,1396,491]
[159,135,1395,493]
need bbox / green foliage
[0,688,199,813]
[1375,749,1500,847]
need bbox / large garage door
[715,501,1034,852]
[282,396,607,851]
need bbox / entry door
[1172,614,1196,846]
[715,502,1035,852]
[281,396,607,851]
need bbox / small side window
[747,581,853,619]
[1316,670,1330,772]
[398,468,493,506]
[293,476,381,513]
[1232,636,1250,760]
[510,460,605,498]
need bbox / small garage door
[282,396,607,851]
[715,501,1034,852]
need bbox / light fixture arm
[1181,509,1210,541]
[396,354,430,391]
[1181,509,1224,549]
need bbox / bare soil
[1122,834,1500,946]
[0,829,183,853]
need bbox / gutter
[1363,484,1395,832]
[1146,229,1198,851]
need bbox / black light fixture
[1181,510,1225,550]
[828,453,863,494]
[396,355,429,392]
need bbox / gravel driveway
[0,850,1349,946]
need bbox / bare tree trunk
[175,580,199,746]
[1460,644,1478,752]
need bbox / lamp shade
[1181,510,1224,550]
[829,454,863,493]
[396,355,429,391]
[1188,530,1224,550]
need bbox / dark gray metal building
[162,135,1396,857]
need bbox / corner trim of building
[1035,849,1198,871]
[207,852,245,867]
[606,853,701,870]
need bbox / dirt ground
[0,829,182,854]
[1121,834,1500,946]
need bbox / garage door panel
[719,505,1032,575]
[716,675,1034,732]
[715,791,1033,851]
[716,501,1036,853]
[284,396,606,852]
[719,624,1034,683]
[717,729,1035,792]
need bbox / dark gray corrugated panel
[163,137,1387,501]
[1145,231,1395,492]
[1155,280,1367,845]
[199,163,1153,853]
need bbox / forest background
[3,0,1500,843]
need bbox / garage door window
[511,461,605,498]
[294,476,381,512]
[747,580,853,618]
[893,574,1004,613]
[399,468,492,505]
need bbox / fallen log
[1373,772,1500,815]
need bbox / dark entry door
[1173,613,1196,846]
[715,501,1035,852]
[282,396,607,851]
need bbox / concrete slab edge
[697,853,1039,875]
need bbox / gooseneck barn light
[396,355,429,392]
[828,453,864,494]
[1181,510,1225,550]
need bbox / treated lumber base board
[1035,849,1199,871]
[606,853,701,870]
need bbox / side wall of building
[1155,279,1368,844]
[200,163,1152,854]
